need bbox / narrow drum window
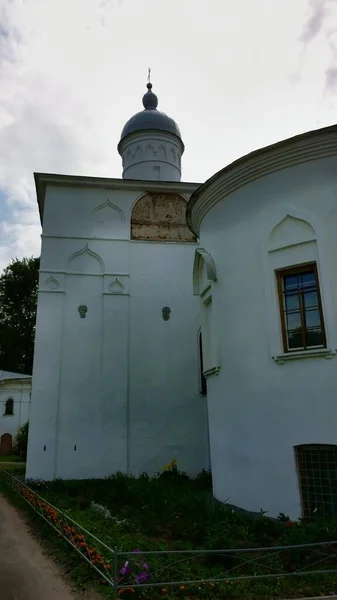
[295,445,337,518]
[199,331,207,396]
[4,398,14,416]
[153,165,160,180]
[276,263,326,352]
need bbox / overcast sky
[0,0,336,271]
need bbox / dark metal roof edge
[34,172,45,226]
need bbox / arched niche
[91,200,125,238]
[67,244,104,274]
[93,200,124,223]
[131,192,197,243]
[269,214,316,250]
[193,248,217,295]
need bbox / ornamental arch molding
[66,244,104,274]
[267,207,317,251]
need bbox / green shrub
[14,421,29,459]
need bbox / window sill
[273,348,336,364]
[203,366,221,377]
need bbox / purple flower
[120,561,132,576]
[135,572,148,585]
[143,562,149,570]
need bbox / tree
[15,421,29,459]
[0,257,39,374]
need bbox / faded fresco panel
[131,193,197,243]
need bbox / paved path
[0,493,101,600]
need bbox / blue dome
[118,83,182,148]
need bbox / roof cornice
[0,377,31,384]
[34,173,201,225]
[187,124,337,237]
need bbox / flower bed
[3,465,337,599]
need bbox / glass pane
[300,271,316,288]
[305,309,321,328]
[288,329,303,349]
[284,275,299,291]
[287,312,301,330]
[285,293,299,311]
[304,291,318,308]
[306,328,324,347]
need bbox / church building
[189,124,337,520]
[0,370,31,455]
[27,79,337,522]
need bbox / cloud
[0,0,336,274]
[300,0,327,44]
[0,0,121,271]
[325,66,337,90]
[297,0,337,94]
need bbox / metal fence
[2,468,337,598]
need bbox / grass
[2,466,337,599]
[0,464,26,474]
[0,454,25,462]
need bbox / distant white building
[27,78,337,522]
[0,371,31,455]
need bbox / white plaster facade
[26,176,210,481]
[188,125,337,520]
[0,371,31,454]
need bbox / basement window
[295,444,337,519]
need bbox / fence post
[113,547,118,600]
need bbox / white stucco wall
[0,379,31,448]
[26,180,209,480]
[194,154,337,519]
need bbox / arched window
[0,433,12,455]
[295,444,337,519]
[4,398,14,416]
[199,331,207,396]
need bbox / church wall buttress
[26,267,66,480]
[101,290,129,474]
